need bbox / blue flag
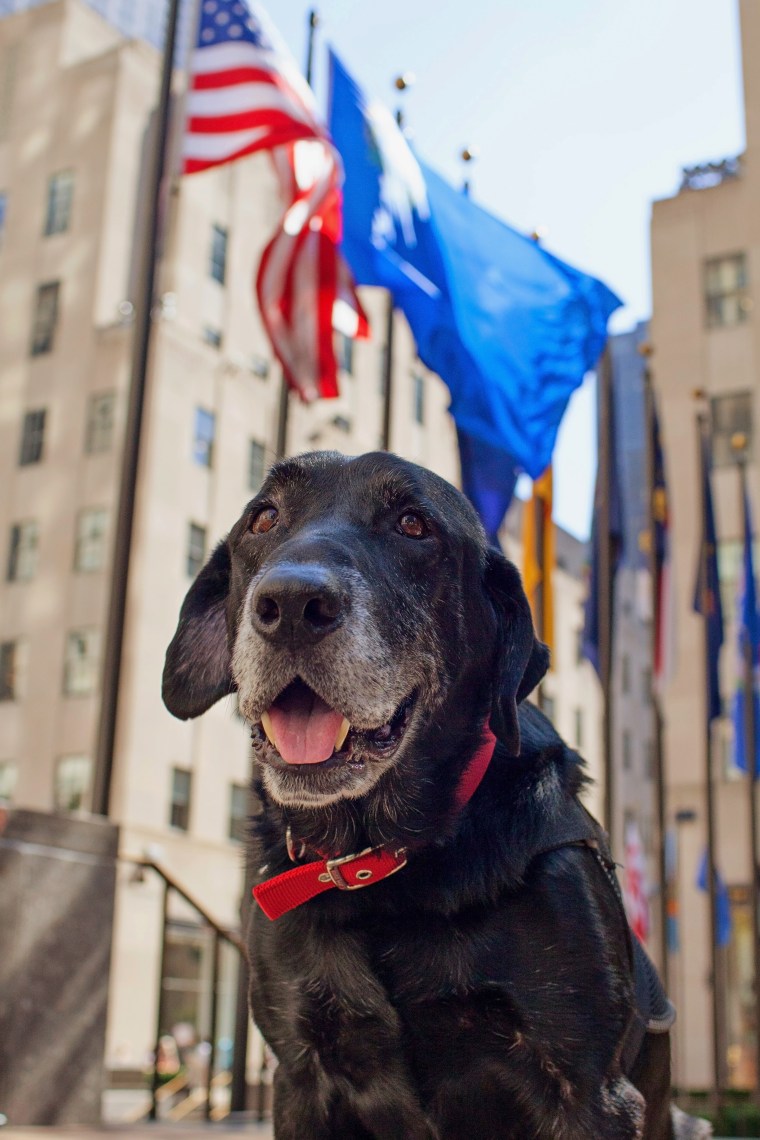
[328,52,622,488]
[696,848,732,947]
[731,479,760,775]
[581,372,623,675]
[692,427,724,722]
[457,429,518,549]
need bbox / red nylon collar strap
[253,724,497,921]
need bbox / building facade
[0,0,604,1096]
[650,0,760,1091]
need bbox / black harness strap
[528,798,675,1077]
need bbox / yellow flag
[522,467,554,657]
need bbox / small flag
[623,819,650,943]
[581,364,623,675]
[731,476,760,776]
[522,467,555,655]
[183,0,367,402]
[664,828,680,953]
[696,848,732,947]
[651,399,676,694]
[692,424,724,722]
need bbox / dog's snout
[251,564,347,646]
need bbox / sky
[265,0,746,538]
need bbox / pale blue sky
[270,0,745,537]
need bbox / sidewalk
[0,1126,273,1139]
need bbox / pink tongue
[267,686,345,765]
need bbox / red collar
[253,724,497,921]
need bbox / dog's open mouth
[257,678,414,767]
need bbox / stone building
[0,0,603,1099]
[650,0,760,1092]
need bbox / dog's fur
[163,451,708,1140]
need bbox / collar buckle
[326,846,408,890]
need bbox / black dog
[163,451,708,1140]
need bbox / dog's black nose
[251,564,347,645]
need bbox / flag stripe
[186,83,315,121]
[187,107,317,137]
[192,65,280,90]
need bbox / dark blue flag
[692,427,724,722]
[328,51,622,496]
[457,429,519,549]
[731,478,760,775]
[696,848,732,947]
[581,370,623,675]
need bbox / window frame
[209,223,229,285]
[170,767,192,831]
[54,754,92,813]
[85,392,116,454]
[74,507,109,573]
[30,280,60,356]
[44,170,75,237]
[7,519,39,582]
[187,522,207,578]
[704,252,750,328]
[193,407,216,468]
[63,628,101,697]
[248,439,266,492]
[19,408,46,466]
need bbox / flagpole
[733,439,760,1102]
[274,9,321,460]
[380,78,413,452]
[92,0,183,816]
[642,348,669,991]
[696,407,725,1101]
[598,346,615,847]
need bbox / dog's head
[163,451,547,809]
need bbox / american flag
[183,0,367,401]
[623,820,650,945]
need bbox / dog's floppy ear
[484,547,550,755]
[162,539,236,720]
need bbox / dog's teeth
[335,718,351,751]
[261,711,276,747]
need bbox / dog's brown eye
[398,512,427,538]
[251,506,278,534]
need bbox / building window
[74,508,108,572]
[412,371,425,425]
[63,629,100,696]
[642,668,652,702]
[249,439,266,492]
[209,223,228,285]
[0,761,17,803]
[574,708,583,750]
[337,333,354,375]
[19,408,46,465]
[54,754,91,812]
[229,783,249,843]
[44,170,74,236]
[332,414,351,433]
[202,325,222,349]
[575,627,584,665]
[0,191,7,246]
[0,640,25,701]
[705,253,750,328]
[193,407,215,467]
[7,520,39,582]
[710,391,753,467]
[622,729,633,772]
[30,281,60,355]
[170,768,192,831]
[542,695,555,722]
[187,523,206,578]
[85,392,116,453]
